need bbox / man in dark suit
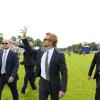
[0,39,19,100]
[88,52,100,100]
[20,27,68,100]
[18,43,36,94]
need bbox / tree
[17,35,22,40]
[0,37,3,44]
[89,42,98,51]
[27,36,34,42]
[0,33,3,44]
[34,39,42,47]
[67,42,98,53]
[11,36,17,41]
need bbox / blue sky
[0,0,100,47]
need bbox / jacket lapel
[0,50,3,58]
[49,49,57,67]
[40,47,46,58]
[37,48,45,68]
[6,50,12,65]
[0,50,3,68]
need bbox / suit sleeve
[59,52,68,92]
[18,44,25,48]
[11,52,19,78]
[22,38,37,57]
[88,53,97,76]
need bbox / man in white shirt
[0,39,19,100]
[21,27,68,100]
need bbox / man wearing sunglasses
[0,39,19,100]
[20,27,68,100]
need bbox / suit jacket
[18,45,36,67]
[0,49,19,80]
[88,52,100,79]
[22,38,68,92]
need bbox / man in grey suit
[20,27,68,100]
[0,39,19,100]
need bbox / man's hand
[59,90,65,98]
[20,26,27,38]
[8,76,14,83]
[88,76,91,80]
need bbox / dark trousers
[95,76,100,100]
[21,65,35,93]
[0,75,18,100]
[39,78,59,100]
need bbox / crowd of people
[0,27,68,100]
[0,27,100,100]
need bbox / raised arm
[20,26,27,38]
[20,26,38,57]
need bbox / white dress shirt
[41,48,54,80]
[1,48,10,74]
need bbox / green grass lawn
[2,53,96,100]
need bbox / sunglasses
[2,43,8,45]
[43,38,51,41]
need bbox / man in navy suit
[0,39,19,100]
[18,42,36,94]
[20,27,68,100]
